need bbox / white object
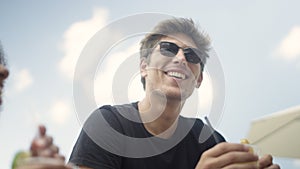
[247,105,300,158]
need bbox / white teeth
[167,72,186,79]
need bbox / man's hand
[258,154,280,169]
[30,125,64,160]
[15,125,73,169]
[195,142,259,169]
[15,157,73,169]
[195,142,280,169]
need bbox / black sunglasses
[158,41,203,64]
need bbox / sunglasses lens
[159,42,202,64]
[184,48,201,64]
[159,42,179,57]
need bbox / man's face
[0,64,9,105]
[141,33,203,101]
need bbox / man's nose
[174,49,187,63]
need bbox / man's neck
[138,94,185,138]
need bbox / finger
[66,163,77,168]
[38,125,47,137]
[43,136,54,147]
[36,136,53,148]
[258,154,273,168]
[223,161,258,169]
[16,164,67,169]
[50,145,60,154]
[30,136,54,155]
[38,145,59,157]
[30,139,47,156]
[211,151,258,167]
[36,136,53,149]
[54,154,66,162]
[205,142,250,157]
[265,164,281,169]
[38,149,53,157]
[15,157,71,169]
[18,164,71,169]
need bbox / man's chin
[164,92,190,101]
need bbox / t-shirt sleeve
[69,108,124,169]
[214,130,226,143]
[191,118,226,146]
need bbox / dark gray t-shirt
[69,102,225,169]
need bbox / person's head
[0,41,9,106]
[139,17,210,100]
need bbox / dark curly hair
[0,41,7,66]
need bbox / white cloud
[49,99,72,125]
[275,26,300,61]
[94,42,141,105]
[198,72,213,112]
[127,72,145,102]
[12,68,33,92]
[181,71,213,118]
[293,159,300,168]
[59,8,110,79]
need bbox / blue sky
[1,0,300,168]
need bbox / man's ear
[195,72,203,88]
[140,58,148,78]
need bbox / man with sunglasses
[69,18,280,169]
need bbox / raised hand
[30,125,64,160]
[14,125,73,169]
[195,142,280,169]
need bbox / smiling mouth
[165,71,187,80]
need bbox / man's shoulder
[84,103,138,130]
[179,116,205,128]
[98,102,138,113]
[96,102,140,121]
[179,116,225,143]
